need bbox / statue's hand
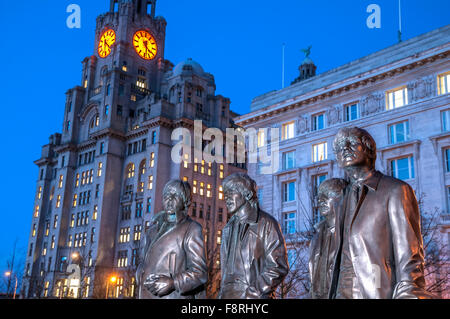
[145,274,174,297]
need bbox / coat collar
[235,205,259,225]
[360,170,383,191]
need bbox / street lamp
[4,271,18,299]
[105,275,117,299]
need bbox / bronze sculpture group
[136,127,433,299]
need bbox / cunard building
[236,26,450,298]
[23,0,245,299]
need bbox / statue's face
[162,188,184,215]
[334,135,369,169]
[317,191,339,218]
[224,188,246,215]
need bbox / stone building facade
[23,0,245,298]
[235,25,450,298]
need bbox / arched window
[126,163,135,179]
[139,160,146,177]
[90,114,100,129]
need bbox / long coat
[136,212,207,299]
[219,207,289,299]
[330,170,432,299]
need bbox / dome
[301,57,315,65]
[173,58,205,76]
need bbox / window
[32,224,36,237]
[58,175,64,188]
[257,188,263,205]
[386,87,408,110]
[105,105,109,116]
[257,129,265,147]
[126,163,135,178]
[53,215,58,228]
[283,212,296,235]
[100,142,105,154]
[438,72,450,95]
[134,225,142,241]
[135,202,143,218]
[391,156,415,180]
[136,77,146,89]
[282,151,295,170]
[148,175,153,190]
[345,103,360,121]
[97,162,103,177]
[93,205,98,220]
[445,149,450,173]
[312,113,325,131]
[207,184,212,198]
[117,251,128,268]
[312,142,327,163]
[37,186,42,200]
[119,227,131,243]
[150,152,155,167]
[56,195,61,208]
[147,197,152,213]
[282,181,295,202]
[442,110,450,132]
[72,194,77,207]
[447,187,450,214]
[219,165,224,179]
[151,131,157,144]
[218,185,224,200]
[281,122,295,140]
[389,121,410,144]
[218,207,223,222]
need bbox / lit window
[183,153,189,168]
[283,212,296,235]
[51,236,55,249]
[386,87,408,110]
[344,103,360,121]
[32,224,36,237]
[58,175,64,188]
[73,194,78,207]
[56,195,61,208]
[391,156,415,181]
[93,205,98,220]
[50,187,55,201]
[282,181,295,202]
[70,214,75,227]
[148,175,153,190]
[312,142,327,163]
[75,174,80,187]
[36,186,42,200]
[281,121,295,140]
[438,72,450,95]
[117,251,128,268]
[97,162,103,177]
[257,129,265,147]
[68,235,73,247]
[134,225,142,241]
[208,162,212,176]
[389,121,410,144]
[219,165,224,179]
[207,184,212,198]
[282,151,295,170]
[201,160,205,174]
[219,185,224,200]
[127,163,135,178]
[150,153,155,167]
[199,182,204,196]
[442,110,450,132]
[131,95,137,102]
[53,215,58,229]
[183,176,188,182]
[193,180,198,194]
[119,227,131,243]
[217,230,222,245]
[34,205,40,218]
[312,113,325,131]
[136,77,146,89]
[81,172,86,185]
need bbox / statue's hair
[333,127,377,169]
[163,179,192,210]
[222,173,258,208]
[318,178,348,199]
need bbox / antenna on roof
[282,43,286,89]
[398,0,403,43]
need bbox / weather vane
[301,45,312,58]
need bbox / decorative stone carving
[327,105,341,126]
[408,75,435,102]
[361,91,384,116]
[297,115,309,135]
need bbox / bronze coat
[219,208,289,299]
[136,212,207,299]
[330,171,431,299]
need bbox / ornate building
[23,0,245,298]
[236,25,450,298]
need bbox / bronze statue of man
[136,180,207,299]
[330,127,432,299]
[309,178,347,299]
[219,173,289,299]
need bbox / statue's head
[333,127,377,170]
[162,180,192,219]
[222,173,258,215]
[317,178,348,218]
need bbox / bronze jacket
[219,207,289,299]
[309,220,336,299]
[136,212,207,299]
[330,171,431,299]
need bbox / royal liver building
[23,0,244,298]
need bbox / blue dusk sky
[0,0,448,279]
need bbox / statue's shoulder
[258,209,280,227]
[151,211,166,225]
[185,215,203,232]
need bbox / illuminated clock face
[133,30,158,60]
[98,29,116,58]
